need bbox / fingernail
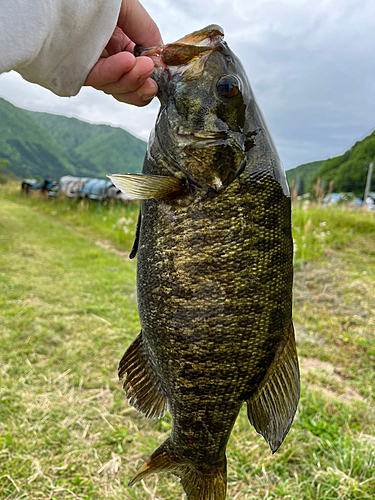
[140,80,158,101]
[137,75,148,85]
[137,70,153,85]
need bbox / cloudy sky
[1,0,374,170]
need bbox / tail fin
[129,438,227,500]
[180,462,227,500]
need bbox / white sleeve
[0,0,121,97]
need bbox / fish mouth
[134,25,224,81]
[138,25,246,193]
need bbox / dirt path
[95,239,130,258]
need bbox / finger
[112,79,158,106]
[103,27,135,57]
[84,51,136,88]
[118,0,163,48]
[96,56,154,94]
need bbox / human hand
[84,0,162,106]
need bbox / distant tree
[311,130,375,197]
[0,157,10,184]
[286,160,324,195]
[0,157,9,169]
[299,178,305,196]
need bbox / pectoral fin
[107,174,184,200]
[247,322,300,453]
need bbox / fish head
[136,25,259,192]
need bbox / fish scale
[109,24,299,500]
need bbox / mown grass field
[1,184,375,499]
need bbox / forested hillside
[286,160,324,195]
[287,130,375,197]
[311,130,375,197]
[30,111,147,176]
[0,98,147,179]
[0,98,76,178]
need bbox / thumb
[101,27,135,57]
[118,0,162,48]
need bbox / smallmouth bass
[109,24,299,500]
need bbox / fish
[108,24,299,500]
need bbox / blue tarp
[79,179,113,199]
[22,179,38,187]
[22,179,57,191]
[23,176,126,201]
[323,193,362,206]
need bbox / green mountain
[286,160,324,195]
[286,130,375,197]
[29,110,147,175]
[0,98,76,178]
[311,130,375,197]
[0,98,147,180]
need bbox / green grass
[1,182,140,253]
[1,186,375,499]
[291,204,375,267]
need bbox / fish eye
[216,75,239,99]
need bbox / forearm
[0,0,121,96]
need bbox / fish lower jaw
[168,124,227,142]
[173,134,227,148]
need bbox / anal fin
[119,332,167,419]
[129,438,227,500]
[247,322,300,453]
